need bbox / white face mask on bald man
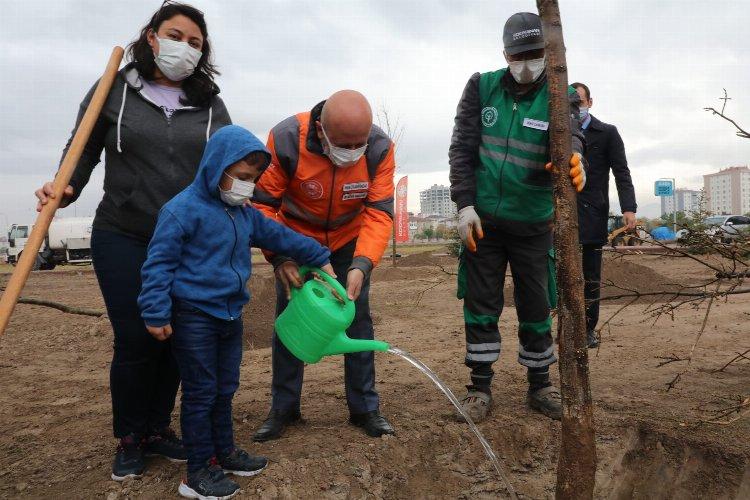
[321,125,368,168]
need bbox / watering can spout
[322,333,390,357]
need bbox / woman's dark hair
[127,1,219,107]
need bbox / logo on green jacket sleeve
[481,106,498,127]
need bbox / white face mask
[153,36,202,82]
[579,106,589,120]
[219,172,255,206]
[508,56,546,84]
[321,125,368,168]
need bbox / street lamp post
[670,178,677,234]
[655,178,678,235]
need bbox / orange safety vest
[253,102,395,271]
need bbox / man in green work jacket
[449,12,586,422]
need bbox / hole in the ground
[599,425,749,499]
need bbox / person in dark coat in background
[572,82,637,348]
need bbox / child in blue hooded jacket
[138,125,333,499]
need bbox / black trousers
[270,239,379,414]
[91,229,180,439]
[458,225,556,385]
[581,244,603,334]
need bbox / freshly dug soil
[243,272,277,349]
[0,254,747,498]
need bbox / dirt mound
[373,250,458,283]
[374,252,676,308]
[372,265,448,283]
[397,249,456,267]
[600,254,670,293]
[243,272,277,349]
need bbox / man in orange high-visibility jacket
[251,90,396,441]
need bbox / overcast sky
[1,0,748,228]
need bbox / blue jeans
[91,229,180,439]
[270,239,379,414]
[171,301,243,472]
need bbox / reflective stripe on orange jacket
[253,101,395,273]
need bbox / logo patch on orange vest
[300,180,324,200]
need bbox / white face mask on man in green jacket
[506,55,546,84]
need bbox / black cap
[503,12,544,55]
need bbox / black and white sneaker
[178,462,240,500]
[144,427,187,463]
[218,448,268,477]
[111,434,145,481]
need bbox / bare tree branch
[414,279,445,306]
[16,297,105,317]
[596,287,750,302]
[704,106,750,139]
[699,395,750,425]
[376,105,406,268]
[713,348,750,373]
[719,88,731,115]
[655,354,687,368]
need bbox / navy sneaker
[145,427,187,463]
[178,461,240,500]
[218,448,268,477]
[111,434,145,481]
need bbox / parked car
[703,215,750,243]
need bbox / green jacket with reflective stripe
[476,68,576,224]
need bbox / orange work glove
[545,153,586,193]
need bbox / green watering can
[275,266,390,364]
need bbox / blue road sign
[654,180,674,197]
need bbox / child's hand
[275,261,302,300]
[146,324,173,341]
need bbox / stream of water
[387,347,518,500]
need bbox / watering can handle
[296,265,348,302]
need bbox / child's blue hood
[193,125,271,199]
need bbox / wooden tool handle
[0,46,124,338]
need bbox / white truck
[6,217,94,270]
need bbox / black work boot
[526,366,562,420]
[179,461,240,499]
[111,433,145,481]
[252,409,301,442]
[349,411,395,437]
[218,448,268,477]
[528,386,562,420]
[587,330,600,349]
[145,427,187,463]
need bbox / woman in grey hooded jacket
[34,2,231,481]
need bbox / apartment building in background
[660,188,702,216]
[419,184,457,218]
[703,166,750,215]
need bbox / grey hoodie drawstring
[206,106,213,142]
[116,82,127,153]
